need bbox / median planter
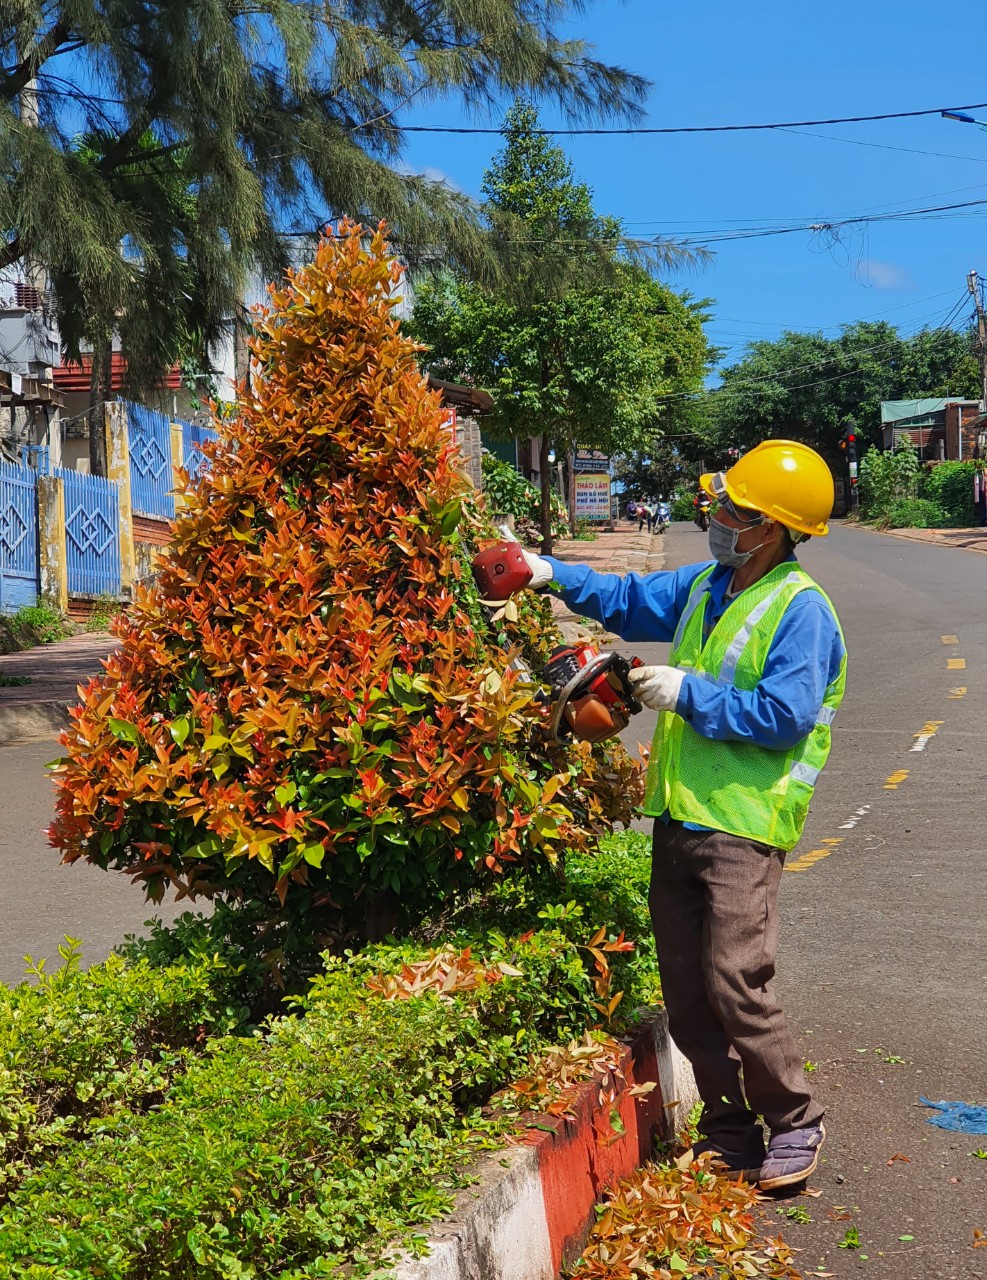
[388,1008,698,1280]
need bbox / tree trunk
[87,346,109,477]
[567,450,577,537]
[539,433,553,555]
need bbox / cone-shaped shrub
[50,223,640,943]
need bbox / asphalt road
[1,520,985,1277]
[0,739,184,983]
[613,519,987,1280]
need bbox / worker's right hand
[522,550,553,591]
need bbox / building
[880,397,986,461]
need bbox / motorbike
[694,502,711,532]
[654,505,670,536]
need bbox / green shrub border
[0,834,656,1279]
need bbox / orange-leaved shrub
[49,222,641,943]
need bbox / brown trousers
[650,819,822,1145]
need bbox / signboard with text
[574,473,612,521]
[573,448,611,475]
[441,407,458,446]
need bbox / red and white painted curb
[389,1010,698,1280]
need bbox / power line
[776,126,987,166]
[647,294,973,409]
[400,101,987,136]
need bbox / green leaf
[301,843,325,868]
[169,716,192,747]
[275,782,297,806]
[108,718,139,743]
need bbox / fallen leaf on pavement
[887,1153,911,1165]
[801,1186,823,1197]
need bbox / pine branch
[1,20,72,101]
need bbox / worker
[521,440,845,1191]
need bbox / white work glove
[628,664,685,713]
[522,550,553,591]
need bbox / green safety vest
[643,562,846,852]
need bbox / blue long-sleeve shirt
[545,555,845,752]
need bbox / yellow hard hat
[700,440,834,538]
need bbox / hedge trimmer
[472,537,643,744]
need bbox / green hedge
[437,829,660,1010]
[0,942,247,1202]
[920,460,976,526]
[0,931,596,1278]
[0,834,657,1277]
[481,451,567,544]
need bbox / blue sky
[398,0,987,374]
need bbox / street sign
[574,472,612,521]
[573,448,610,475]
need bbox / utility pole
[967,269,987,411]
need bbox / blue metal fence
[181,420,218,481]
[57,468,122,597]
[0,461,39,613]
[126,401,175,518]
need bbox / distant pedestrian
[637,502,652,533]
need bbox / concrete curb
[845,519,987,555]
[0,700,69,745]
[388,1009,698,1280]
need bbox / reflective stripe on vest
[643,562,846,851]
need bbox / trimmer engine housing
[544,643,644,743]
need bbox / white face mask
[708,518,766,568]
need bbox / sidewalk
[0,633,116,744]
[548,521,663,640]
[551,521,665,575]
[860,523,987,554]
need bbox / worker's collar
[705,553,797,599]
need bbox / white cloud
[395,161,458,190]
[858,259,912,290]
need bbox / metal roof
[880,397,977,425]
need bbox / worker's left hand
[628,664,685,712]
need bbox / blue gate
[126,401,175,518]
[57,468,122,597]
[181,420,218,482]
[0,461,39,613]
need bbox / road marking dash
[941,634,959,645]
[948,686,967,700]
[884,769,909,790]
[947,657,967,670]
[910,719,945,753]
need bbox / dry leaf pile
[574,1161,801,1279]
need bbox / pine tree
[1,2,648,452]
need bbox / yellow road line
[948,686,967,700]
[884,769,909,790]
[947,657,967,670]
[941,634,959,645]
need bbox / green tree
[1,2,647,469]
[410,103,709,552]
[711,321,979,462]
